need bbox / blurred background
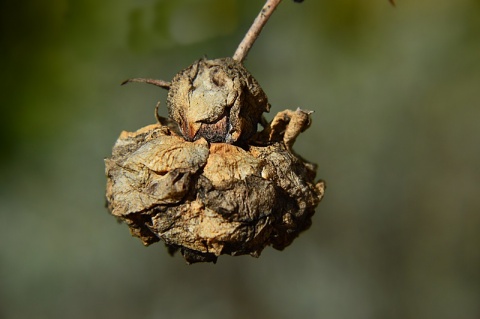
[1,0,479,318]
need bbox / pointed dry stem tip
[233,0,283,63]
[122,78,171,90]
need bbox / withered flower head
[105,0,325,264]
[167,58,270,144]
[105,109,325,263]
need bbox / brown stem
[233,0,282,62]
[121,78,171,89]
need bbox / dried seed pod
[105,111,325,264]
[107,0,325,264]
[167,57,270,144]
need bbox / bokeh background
[1,0,479,318]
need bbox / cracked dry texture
[167,57,270,144]
[105,116,325,264]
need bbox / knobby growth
[105,0,325,264]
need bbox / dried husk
[167,58,270,144]
[105,111,325,264]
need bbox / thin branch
[155,101,162,124]
[121,78,171,89]
[233,0,282,62]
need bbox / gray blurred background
[1,0,479,318]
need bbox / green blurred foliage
[1,1,479,319]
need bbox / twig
[122,78,171,89]
[233,0,282,62]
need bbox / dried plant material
[105,113,325,263]
[105,0,325,263]
[255,108,313,150]
[167,57,269,144]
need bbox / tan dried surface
[167,58,270,144]
[105,110,325,263]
